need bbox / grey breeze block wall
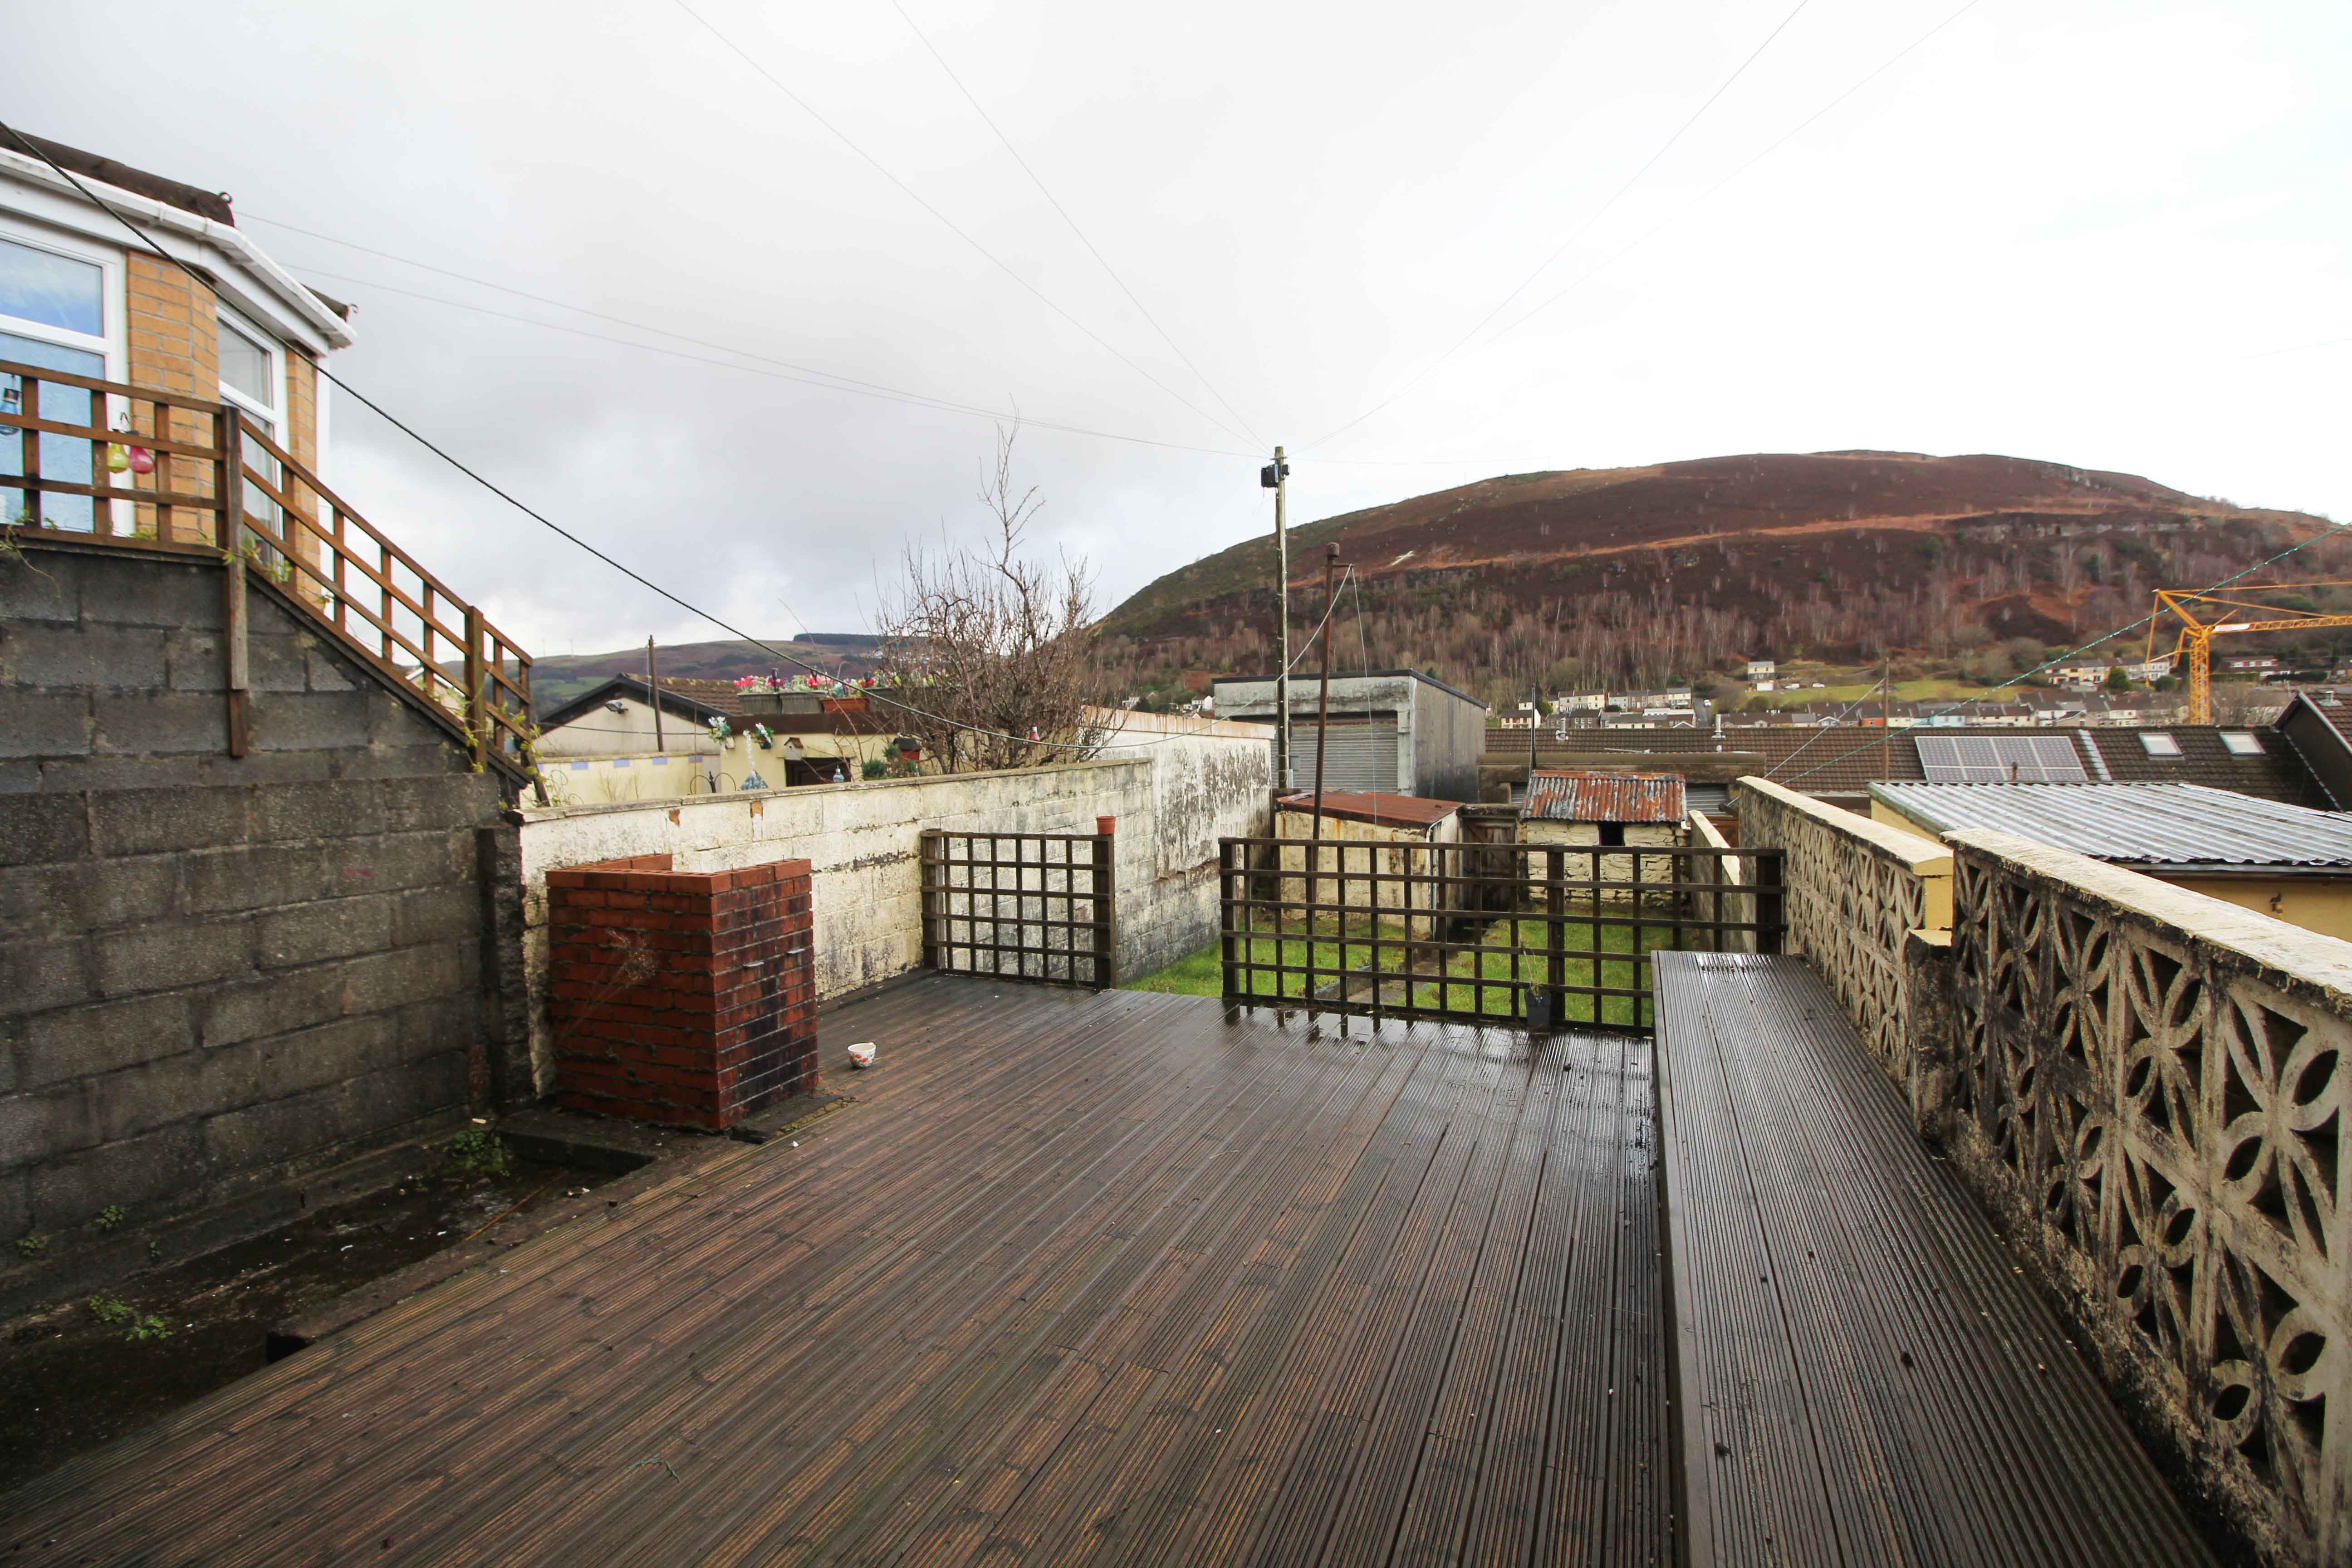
[0,541,520,1261]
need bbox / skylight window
[2220,730,2265,756]
[2140,732,2184,758]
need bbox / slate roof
[1483,724,2332,806]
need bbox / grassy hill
[1097,451,2345,710]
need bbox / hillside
[1098,451,2346,710]
[529,633,883,710]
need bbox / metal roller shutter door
[1297,720,1399,792]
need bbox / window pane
[0,238,103,337]
[219,319,274,407]
[0,330,104,530]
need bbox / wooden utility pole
[1311,544,1341,843]
[1880,652,1891,779]
[1265,446,1292,792]
[647,637,664,752]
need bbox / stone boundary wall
[516,720,1272,1090]
[1943,829,2350,1567]
[1734,776,1954,1127]
[0,542,516,1281]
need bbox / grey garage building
[1210,669,1490,801]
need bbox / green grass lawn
[1124,908,1693,1028]
[1410,916,1682,1028]
[1123,917,1415,999]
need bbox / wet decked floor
[0,978,1672,1567]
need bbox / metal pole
[1271,445,1290,793]
[647,636,663,752]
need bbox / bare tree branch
[872,421,1104,773]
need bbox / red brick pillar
[548,854,818,1129]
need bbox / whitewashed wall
[514,710,1272,1089]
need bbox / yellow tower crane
[2146,584,2352,724]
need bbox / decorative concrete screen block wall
[1735,777,1954,1122]
[0,542,519,1273]
[546,853,815,1130]
[1944,829,2351,1567]
[515,711,1273,1093]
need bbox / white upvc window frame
[0,215,126,374]
[215,304,289,556]
[214,304,285,440]
[0,215,130,530]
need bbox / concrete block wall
[0,541,513,1264]
[517,713,1273,1090]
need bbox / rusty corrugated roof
[1277,790,1463,829]
[1523,770,1688,823]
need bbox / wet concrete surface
[0,1155,603,1494]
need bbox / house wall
[0,541,517,1272]
[2163,876,2352,941]
[514,712,1273,1091]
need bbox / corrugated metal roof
[1868,781,2352,868]
[1523,770,1688,823]
[1276,790,1462,829]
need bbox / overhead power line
[0,121,1205,758]
[284,260,1262,459]
[1473,0,1987,357]
[672,0,1259,451]
[887,0,1265,449]
[1303,0,1815,454]
[243,212,1470,469]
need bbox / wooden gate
[1216,835,1783,1031]
[920,829,1117,989]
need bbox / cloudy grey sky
[7,1,2347,660]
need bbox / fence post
[1091,825,1117,990]
[1545,848,1565,1028]
[464,603,487,772]
[1755,849,1785,955]
[1219,839,1240,1005]
[919,829,941,973]
[216,411,249,757]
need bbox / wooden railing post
[18,375,38,526]
[1092,825,1117,990]
[216,410,249,757]
[464,603,487,772]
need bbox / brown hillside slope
[1100,451,2342,709]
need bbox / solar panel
[1915,733,2089,783]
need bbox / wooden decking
[1653,952,2216,1567]
[0,978,1671,1566]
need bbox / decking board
[0,979,1672,1567]
[1653,951,2216,1568]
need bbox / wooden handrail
[1,357,535,784]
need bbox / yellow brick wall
[124,250,216,398]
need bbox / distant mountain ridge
[1096,450,2344,710]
